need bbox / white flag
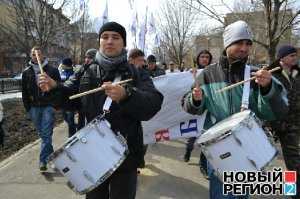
[69,0,85,24]
[154,33,160,46]
[142,70,207,144]
[148,12,156,35]
[129,8,138,37]
[128,0,134,9]
[101,0,109,26]
[138,6,148,50]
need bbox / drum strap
[241,65,251,110]
[102,75,122,112]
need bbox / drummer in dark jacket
[22,46,61,172]
[38,22,163,199]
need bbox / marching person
[21,46,61,172]
[166,61,179,73]
[38,21,163,199]
[183,49,213,179]
[128,48,146,69]
[196,49,213,69]
[58,58,77,137]
[146,55,165,77]
[182,20,288,199]
[77,48,98,130]
[269,45,300,198]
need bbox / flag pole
[143,6,148,52]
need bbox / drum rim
[48,117,129,195]
[197,110,252,145]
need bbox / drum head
[197,110,251,144]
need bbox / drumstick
[69,78,133,100]
[216,67,281,93]
[35,50,44,74]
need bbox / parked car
[13,73,22,80]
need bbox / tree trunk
[267,45,276,64]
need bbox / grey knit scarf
[95,49,128,74]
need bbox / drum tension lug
[232,133,242,146]
[65,150,77,162]
[94,124,105,137]
[247,157,258,170]
[83,170,96,184]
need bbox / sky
[61,0,299,53]
[88,0,161,52]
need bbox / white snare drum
[197,110,277,178]
[48,117,128,194]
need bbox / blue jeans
[29,106,55,165]
[208,163,249,199]
[62,110,76,137]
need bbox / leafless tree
[0,0,72,60]
[159,0,197,67]
[184,0,300,63]
[64,0,97,64]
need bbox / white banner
[142,70,207,144]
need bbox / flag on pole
[138,6,148,51]
[154,33,160,46]
[69,0,85,24]
[148,12,156,35]
[128,0,134,9]
[101,0,109,26]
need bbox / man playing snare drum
[38,22,163,199]
[182,20,288,199]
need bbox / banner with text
[142,70,207,144]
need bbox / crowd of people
[0,19,296,199]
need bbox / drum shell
[198,111,277,180]
[48,118,128,194]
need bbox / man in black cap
[58,58,77,137]
[269,45,299,198]
[38,21,163,199]
[76,48,98,130]
[146,54,165,77]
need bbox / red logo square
[284,171,297,183]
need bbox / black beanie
[99,22,127,46]
[62,58,72,67]
[147,55,156,63]
[277,45,297,59]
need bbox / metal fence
[0,78,22,93]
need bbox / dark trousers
[186,137,207,173]
[186,137,197,152]
[86,169,137,199]
[62,110,76,137]
[77,111,86,130]
[279,131,300,198]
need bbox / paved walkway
[0,123,286,199]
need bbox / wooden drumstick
[35,50,44,74]
[216,67,281,93]
[69,78,133,100]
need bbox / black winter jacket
[57,61,163,171]
[22,62,61,112]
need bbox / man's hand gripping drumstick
[192,67,202,102]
